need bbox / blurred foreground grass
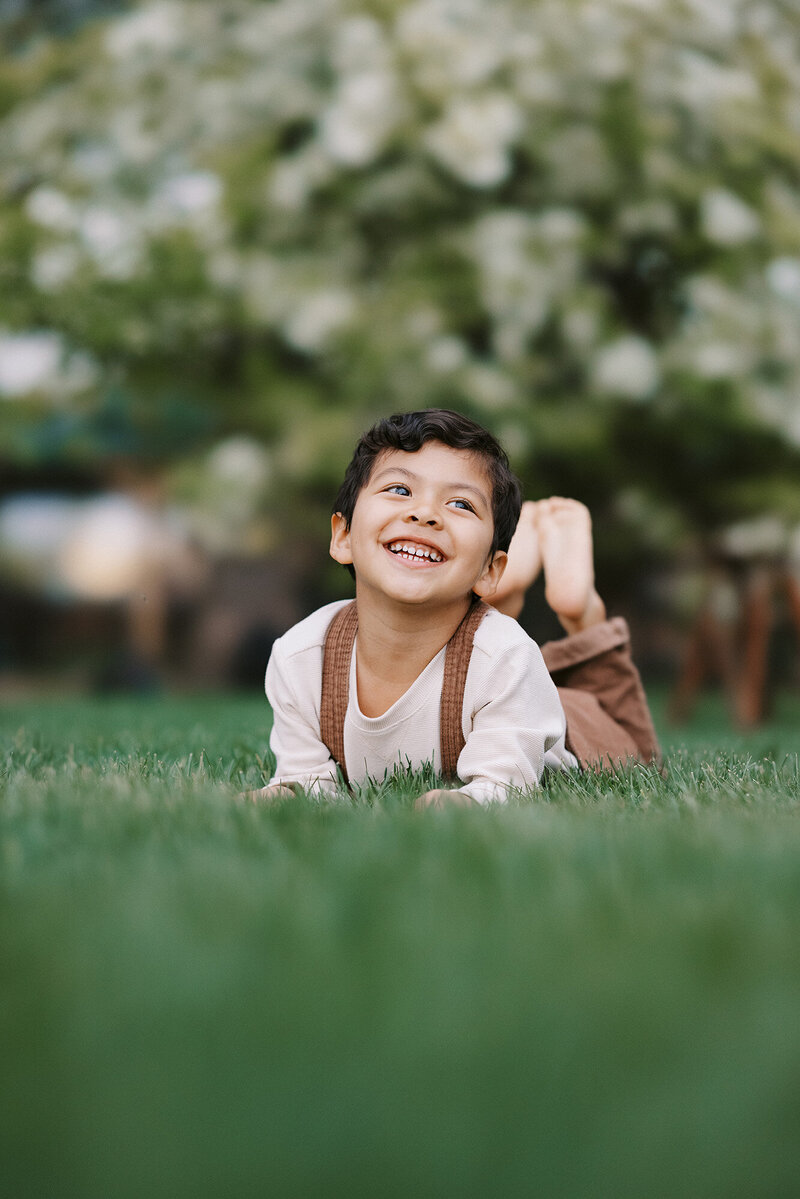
[2,692,800,1199]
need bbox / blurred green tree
[2,0,800,578]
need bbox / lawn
[2,690,800,1199]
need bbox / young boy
[252,409,659,807]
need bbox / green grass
[2,692,800,1199]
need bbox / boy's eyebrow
[371,466,490,507]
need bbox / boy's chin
[358,581,477,611]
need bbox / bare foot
[536,498,606,634]
[488,501,542,618]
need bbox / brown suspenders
[320,600,489,784]
[319,601,358,783]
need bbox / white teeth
[388,541,443,563]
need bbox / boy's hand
[244,783,297,803]
[414,788,479,810]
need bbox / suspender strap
[319,599,489,785]
[320,601,358,784]
[439,599,489,778]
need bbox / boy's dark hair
[333,409,522,560]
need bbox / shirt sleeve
[265,639,340,796]
[456,635,574,805]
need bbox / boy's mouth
[384,539,445,564]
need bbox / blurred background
[2,0,800,724]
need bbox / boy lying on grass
[250,409,660,808]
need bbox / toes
[536,496,590,524]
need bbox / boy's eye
[384,484,410,496]
[449,498,475,512]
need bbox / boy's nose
[408,509,441,528]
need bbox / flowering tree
[3,0,800,564]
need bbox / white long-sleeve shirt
[265,600,577,804]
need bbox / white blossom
[396,0,506,94]
[59,351,99,396]
[561,306,600,349]
[108,108,161,167]
[425,335,469,373]
[676,50,758,108]
[573,3,629,82]
[701,188,761,245]
[470,210,580,357]
[472,211,531,267]
[331,15,391,73]
[752,384,800,448]
[0,331,63,398]
[685,275,747,319]
[462,363,515,410]
[683,0,742,39]
[231,0,332,56]
[283,289,357,352]
[79,207,142,279]
[31,245,81,292]
[268,146,333,210]
[105,2,183,58]
[70,143,120,183]
[9,98,62,157]
[154,171,222,219]
[207,437,271,489]
[268,162,311,212]
[767,257,800,304]
[537,208,587,243]
[591,335,660,399]
[495,420,528,460]
[0,328,98,398]
[25,187,76,232]
[691,342,752,379]
[425,92,521,187]
[319,72,401,166]
[206,250,243,290]
[242,256,284,323]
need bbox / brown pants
[541,617,661,770]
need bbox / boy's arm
[454,634,573,805]
[260,639,341,797]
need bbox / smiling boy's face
[329,441,507,612]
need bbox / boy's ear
[472,550,508,600]
[329,512,353,565]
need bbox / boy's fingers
[244,784,296,803]
[414,789,478,810]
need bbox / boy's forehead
[368,443,492,493]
